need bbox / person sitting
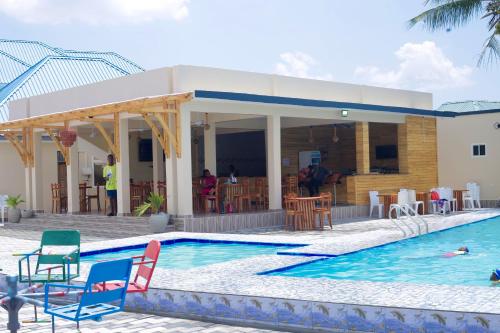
[201,169,217,195]
[228,164,238,184]
[443,246,469,257]
[490,269,500,282]
[307,164,330,197]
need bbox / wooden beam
[44,128,70,165]
[114,113,120,162]
[162,113,170,157]
[3,132,28,166]
[93,121,119,161]
[142,114,169,158]
[174,101,181,157]
[153,113,178,158]
[0,93,193,131]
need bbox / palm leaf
[478,33,499,66]
[408,0,484,31]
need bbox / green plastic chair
[17,230,80,284]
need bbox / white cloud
[275,51,333,81]
[0,0,190,25]
[354,41,473,91]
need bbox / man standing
[103,154,117,216]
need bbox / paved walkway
[0,306,279,333]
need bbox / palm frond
[477,33,500,66]
[408,0,484,31]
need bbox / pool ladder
[389,204,429,237]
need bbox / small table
[377,193,398,218]
[295,196,321,230]
[453,189,468,211]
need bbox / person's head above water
[490,269,500,282]
[457,246,469,253]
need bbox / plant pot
[149,213,170,233]
[8,208,21,223]
[21,209,34,218]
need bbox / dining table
[294,196,321,230]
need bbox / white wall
[437,113,500,200]
[0,141,58,212]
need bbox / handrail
[389,204,429,236]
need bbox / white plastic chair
[463,184,475,210]
[442,187,457,212]
[407,189,424,215]
[389,190,409,219]
[0,195,7,226]
[465,182,481,209]
[472,183,481,208]
[369,191,384,218]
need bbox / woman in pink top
[201,169,217,195]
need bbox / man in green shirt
[103,154,117,216]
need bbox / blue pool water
[267,217,500,286]
[82,239,302,270]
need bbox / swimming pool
[266,216,500,287]
[82,239,304,270]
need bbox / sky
[0,0,498,108]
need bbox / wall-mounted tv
[375,145,398,159]
[138,139,153,162]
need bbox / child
[443,246,469,257]
[490,269,500,282]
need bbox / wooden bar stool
[79,183,88,213]
[51,183,67,213]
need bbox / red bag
[430,191,440,201]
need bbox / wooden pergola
[0,93,192,167]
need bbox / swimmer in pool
[443,246,469,257]
[490,269,499,283]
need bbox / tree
[409,0,500,66]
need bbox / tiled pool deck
[1,209,500,332]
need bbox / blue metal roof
[437,100,500,113]
[0,39,144,122]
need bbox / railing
[389,204,429,237]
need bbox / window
[472,144,486,157]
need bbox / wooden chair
[234,178,251,212]
[201,179,220,214]
[314,192,333,230]
[192,179,201,213]
[51,183,67,214]
[284,194,304,230]
[130,184,143,212]
[157,181,167,212]
[86,185,101,213]
[79,183,88,213]
[224,183,243,213]
[252,177,267,210]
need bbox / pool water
[82,240,302,270]
[267,217,500,286]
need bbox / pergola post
[355,122,370,175]
[152,137,164,194]
[165,114,177,215]
[203,119,217,176]
[66,142,80,213]
[266,115,282,210]
[174,105,193,216]
[31,132,44,212]
[117,116,130,215]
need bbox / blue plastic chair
[44,258,133,332]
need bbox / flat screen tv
[375,145,398,159]
[138,139,153,162]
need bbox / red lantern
[59,128,77,147]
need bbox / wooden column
[355,122,370,175]
[397,121,409,174]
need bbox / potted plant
[6,195,24,223]
[135,193,169,233]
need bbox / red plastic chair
[96,240,161,293]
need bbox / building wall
[346,116,438,205]
[437,113,500,200]
[0,141,58,212]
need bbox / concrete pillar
[355,122,370,175]
[24,166,32,210]
[266,115,282,210]
[165,114,177,215]
[174,107,193,216]
[203,121,217,175]
[66,143,80,213]
[152,136,164,194]
[31,132,43,211]
[117,117,130,215]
